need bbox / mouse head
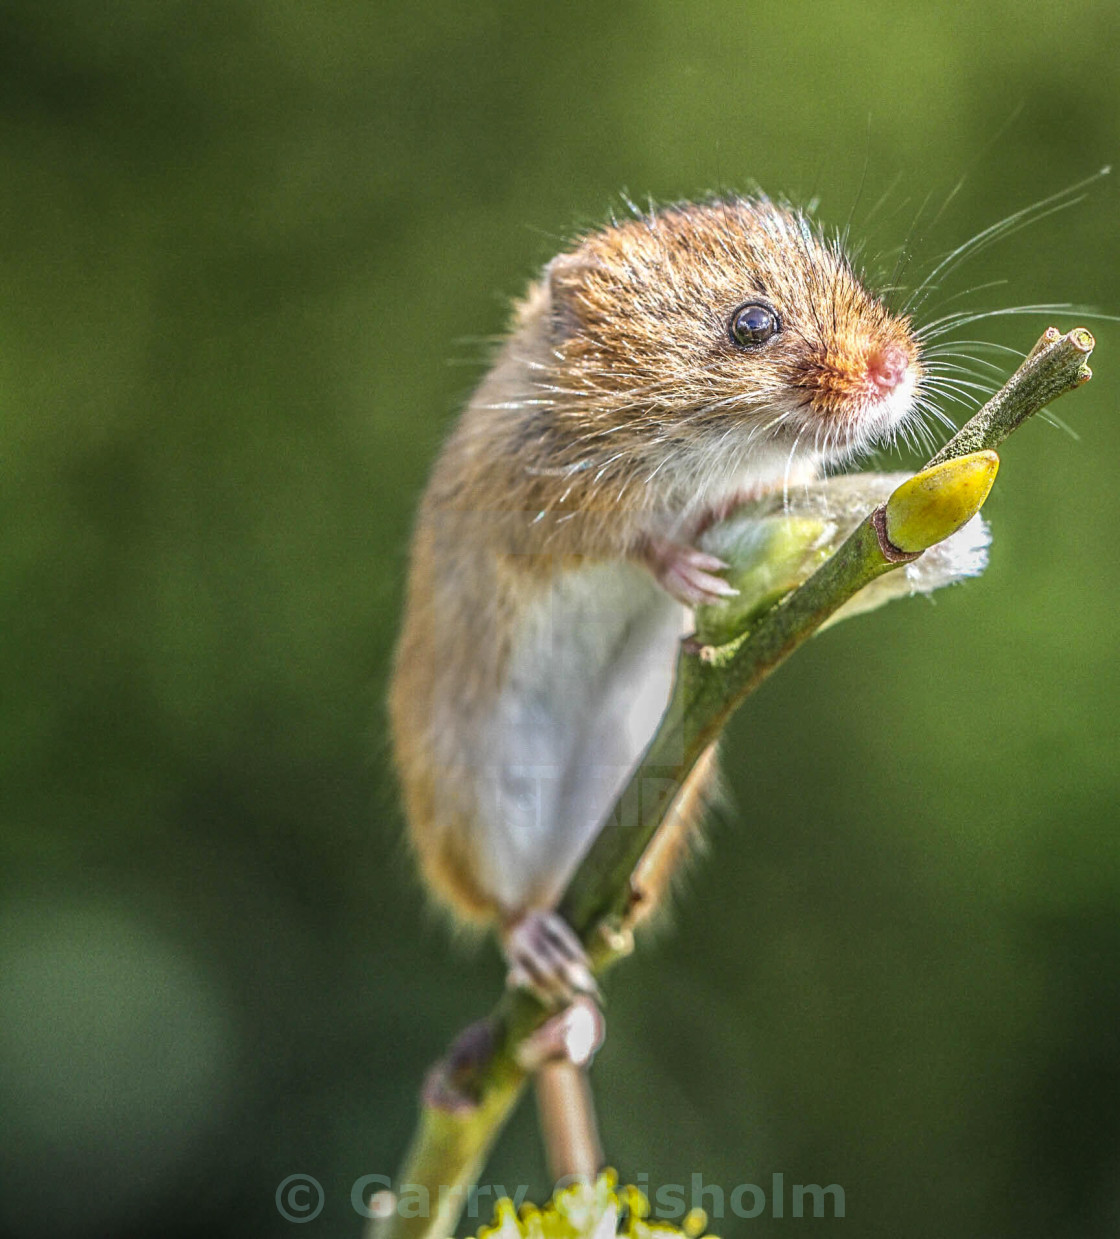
[541,197,921,474]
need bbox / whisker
[919,303,1120,342]
[902,167,1110,317]
[917,278,1010,316]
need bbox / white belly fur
[470,562,686,914]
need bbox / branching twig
[368,328,1093,1239]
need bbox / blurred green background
[0,2,1117,1236]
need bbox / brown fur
[628,744,720,928]
[389,196,924,930]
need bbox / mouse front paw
[640,535,739,608]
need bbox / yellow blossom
[468,1172,718,1239]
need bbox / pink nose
[867,345,909,392]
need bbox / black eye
[729,300,781,349]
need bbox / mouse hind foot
[502,909,599,1007]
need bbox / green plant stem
[369,327,1093,1239]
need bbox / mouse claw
[641,536,739,608]
[502,910,599,1008]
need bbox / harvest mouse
[388,196,985,1076]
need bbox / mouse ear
[545,249,600,341]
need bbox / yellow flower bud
[883,451,999,555]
